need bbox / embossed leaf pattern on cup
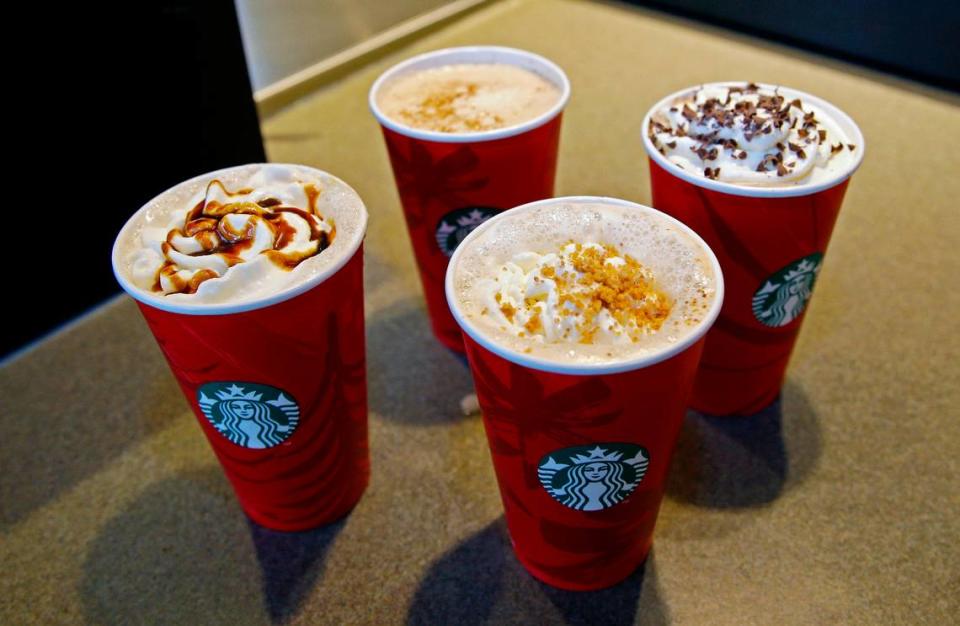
[658,171,848,414]
[386,140,490,228]
[470,350,658,577]
[470,351,622,516]
[137,254,369,527]
[693,186,825,344]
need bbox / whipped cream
[449,199,718,366]
[376,63,560,133]
[130,168,333,296]
[648,82,857,187]
[115,164,366,307]
[480,243,671,345]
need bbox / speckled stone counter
[2,1,958,623]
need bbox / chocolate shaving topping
[847,143,856,151]
[757,153,782,172]
[788,142,807,159]
[831,143,844,154]
[689,143,716,161]
[653,83,840,180]
[757,94,785,111]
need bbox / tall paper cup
[446,197,724,590]
[112,164,369,531]
[370,46,570,352]
[642,84,865,415]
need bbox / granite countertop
[2,1,958,624]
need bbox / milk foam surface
[648,82,857,187]
[377,63,560,133]
[114,164,366,307]
[450,200,717,365]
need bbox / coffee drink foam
[113,164,366,308]
[647,82,859,188]
[449,199,719,367]
[376,63,561,133]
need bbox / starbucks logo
[435,206,498,257]
[752,252,824,328]
[538,443,649,512]
[197,382,300,449]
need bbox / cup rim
[640,81,866,198]
[445,196,725,375]
[111,163,368,316]
[368,45,571,144]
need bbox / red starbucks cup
[446,197,724,590]
[112,164,369,531]
[642,84,865,415]
[370,46,570,352]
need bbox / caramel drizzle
[153,180,333,294]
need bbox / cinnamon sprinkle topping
[397,83,506,132]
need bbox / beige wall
[236,0,456,91]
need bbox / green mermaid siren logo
[752,252,824,328]
[197,382,300,449]
[538,443,649,511]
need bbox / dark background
[630,0,959,90]
[3,0,957,358]
[4,0,265,358]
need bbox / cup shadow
[366,298,475,425]
[666,379,822,508]
[247,518,346,623]
[80,468,344,625]
[1,298,183,531]
[406,518,669,625]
